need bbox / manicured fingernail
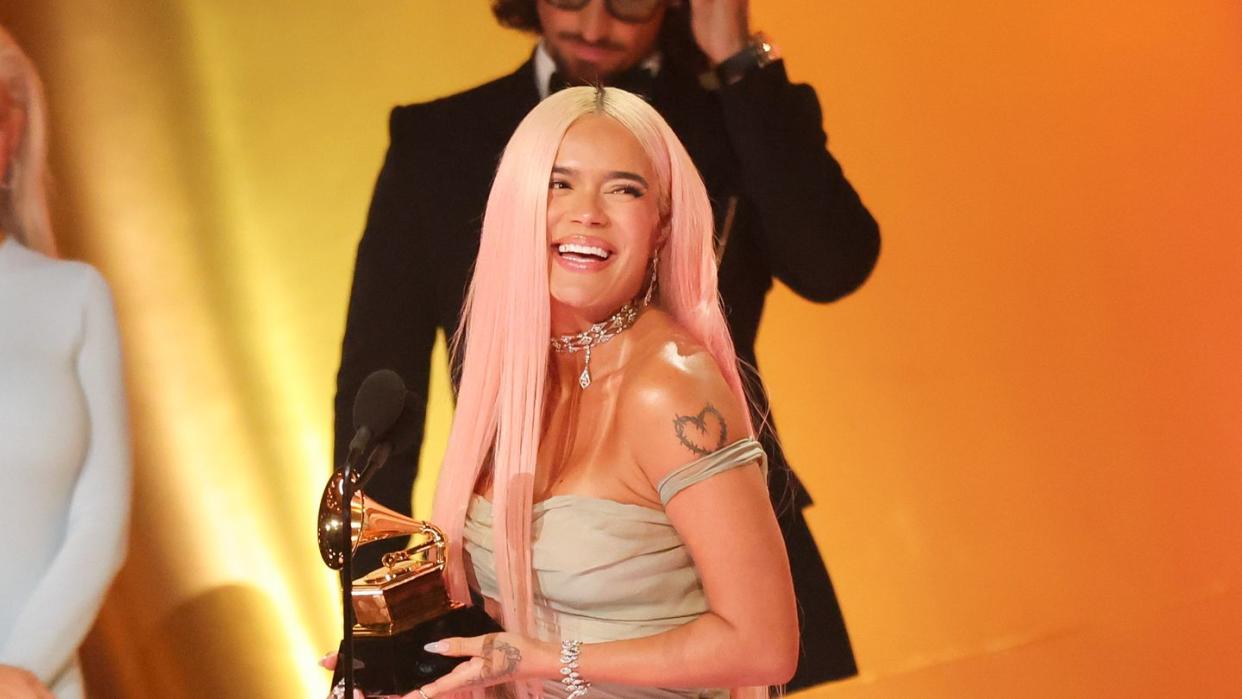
[423,641,446,653]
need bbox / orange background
[2,1,1240,696]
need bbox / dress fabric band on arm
[657,438,768,506]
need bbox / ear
[1,105,24,182]
[657,210,673,243]
[652,221,670,252]
[8,106,24,140]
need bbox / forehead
[554,115,654,175]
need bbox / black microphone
[344,369,407,471]
[336,369,405,699]
[355,390,426,492]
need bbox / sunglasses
[542,0,666,25]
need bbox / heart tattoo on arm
[673,403,728,457]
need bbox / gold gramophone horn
[317,472,456,633]
[316,472,442,570]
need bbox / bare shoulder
[618,311,750,487]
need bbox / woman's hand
[0,665,53,699]
[317,653,369,699]
[406,632,558,698]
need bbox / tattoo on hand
[466,634,523,686]
[673,403,728,456]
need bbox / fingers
[326,633,509,699]
[321,679,365,699]
[423,633,492,658]
[417,632,529,696]
[407,656,488,699]
[407,634,490,698]
[0,666,54,699]
[318,653,363,699]
[7,685,55,699]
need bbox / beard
[546,34,644,84]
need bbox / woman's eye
[611,185,645,197]
[549,179,570,190]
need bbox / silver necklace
[550,301,641,389]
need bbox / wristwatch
[715,32,780,86]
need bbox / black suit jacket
[334,56,879,689]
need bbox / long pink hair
[431,87,758,695]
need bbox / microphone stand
[340,459,357,698]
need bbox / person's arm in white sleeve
[0,268,132,685]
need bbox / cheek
[537,7,570,36]
[618,214,662,271]
[622,16,664,49]
[545,197,568,239]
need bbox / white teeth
[557,243,610,260]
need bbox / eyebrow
[552,166,649,188]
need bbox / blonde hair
[431,87,756,696]
[0,24,55,256]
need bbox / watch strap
[715,32,780,86]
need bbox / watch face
[752,32,780,64]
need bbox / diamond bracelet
[559,639,591,698]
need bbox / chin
[550,284,637,321]
[551,289,613,316]
[559,54,630,84]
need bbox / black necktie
[549,65,657,100]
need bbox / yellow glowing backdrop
[2,1,1239,697]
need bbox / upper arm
[334,106,439,468]
[620,349,796,644]
[717,61,882,303]
[622,348,751,487]
[73,268,132,535]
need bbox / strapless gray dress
[464,438,768,698]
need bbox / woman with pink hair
[409,85,797,698]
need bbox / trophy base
[332,605,504,697]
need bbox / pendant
[578,345,592,390]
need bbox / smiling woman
[410,86,797,698]
[546,115,664,332]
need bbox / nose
[579,0,612,43]
[570,190,609,228]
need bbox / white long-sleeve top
[0,236,131,698]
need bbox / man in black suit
[334,0,879,690]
